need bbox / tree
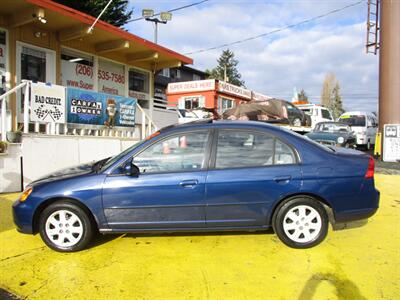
[54,0,133,28]
[206,49,245,87]
[320,73,344,119]
[298,89,309,102]
[330,82,345,119]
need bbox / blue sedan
[13,120,379,252]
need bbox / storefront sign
[98,59,125,96]
[167,79,215,94]
[67,88,136,127]
[30,82,66,123]
[383,124,400,162]
[61,60,95,91]
[252,91,271,102]
[218,81,252,99]
[129,90,149,101]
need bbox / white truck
[338,111,378,149]
[295,103,334,128]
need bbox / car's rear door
[102,130,212,229]
[205,128,302,227]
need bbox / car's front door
[102,130,211,229]
[205,129,302,227]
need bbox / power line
[127,0,211,23]
[184,0,365,55]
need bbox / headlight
[20,187,33,202]
[337,137,344,144]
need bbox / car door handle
[179,179,198,188]
[273,175,291,183]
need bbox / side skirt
[99,225,270,234]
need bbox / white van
[296,104,334,128]
[338,111,378,149]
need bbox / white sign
[218,81,252,99]
[30,82,66,123]
[129,90,150,101]
[383,124,400,162]
[252,91,271,102]
[167,79,215,94]
[61,60,95,91]
[98,59,125,96]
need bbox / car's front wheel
[39,201,94,252]
[273,197,328,248]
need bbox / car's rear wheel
[39,201,94,252]
[273,197,328,248]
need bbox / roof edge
[25,0,193,65]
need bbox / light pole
[142,9,172,44]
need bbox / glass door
[16,43,55,122]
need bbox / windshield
[339,115,366,127]
[315,123,350,133]
[100,140,145,171]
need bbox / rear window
[215,130,296,169]
[339,115,366,127]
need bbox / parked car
[13,120,379,252]
[296,104,334,128]
[226,99,312,127]
[305,122,356,148]
[338,111,378,149]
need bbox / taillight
[365,156,375,179]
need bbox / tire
[39,201,95,252]
[292,118,302,127]
[273,197,328,249]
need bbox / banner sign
[66,88,136,127]
[167,79,215,94]
[383,124,400,162]
[218,81,252,99]
[30,83,66,123]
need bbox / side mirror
[124,161,140,177]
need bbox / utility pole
[379,0,400,132]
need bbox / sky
[125,0,379,112]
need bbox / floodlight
[142,9,154,18]
[160,12,172,22]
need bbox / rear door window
[215,130,296,169]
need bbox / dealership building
[0,0,194,193]
[167,79,271,115]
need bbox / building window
[179,96,205,110]
[160,68,170,77]
[176,69,181,79]
[219,97,235,113]
[0,29,7,96]
[98,59,125,96]
[193,74,201,81]
[129,68,150,108]
[61,48,94,91]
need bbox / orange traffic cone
[180,136,187,148]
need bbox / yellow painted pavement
[0,174,399,299]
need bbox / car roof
[340,111,376,117]
[160,120,290,134]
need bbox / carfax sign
[66,88,136,127]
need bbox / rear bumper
[334,189,380,223]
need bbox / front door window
[133,131,209,173]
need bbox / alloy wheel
[45,209,84,247]
[282,205,322,243]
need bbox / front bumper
[12,200,35,234]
